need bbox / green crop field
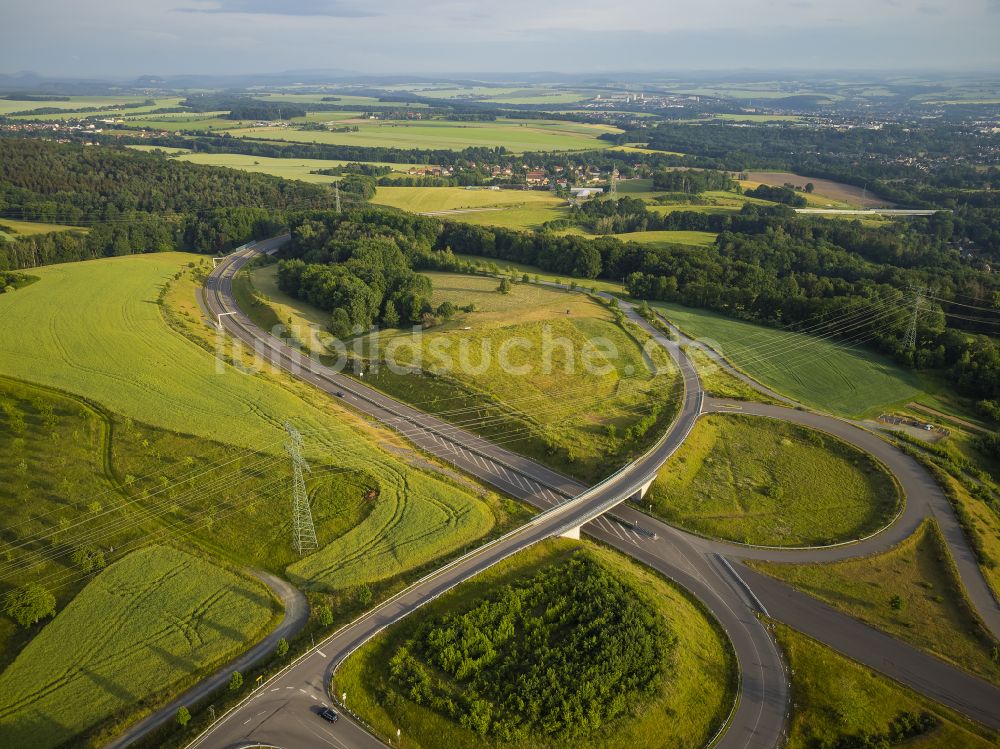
[649,301,923,416]
[0,219,87,238]
[373,185,566,214]
[0,95,154,116]
[775,624,998,749]
[609,229,717,247]
[335,538,736,749]
[647,413,901,546]
[752,520,1000,685]
[452,255,626,295]
[0,254,500,591]
[0,545,276,749]
[225,118,620,152]
[343,272,680,481]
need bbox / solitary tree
[276,638,289,658]
[497,277,512,294]
[176,706,191,727]
[3,583,56,628]
[316,604,334,627]
[356,584,374,609]
[229,670,244,692]
[804,182,815,193]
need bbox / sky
[2,0,999,78]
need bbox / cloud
[176,0,377,17]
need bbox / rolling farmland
[225,118,620,152]
[0,545,276,749]
[0,254,500,590]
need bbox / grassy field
[343,272,680,481]
[0,254,501,591]
[646,413,901,546]
[611,229,717,247]
[743,171,891,209]
[0,95,155,116]
[0,219,87,238]
[373,185,567,215]
[775,624,999,749]
[649,300,923,417]
[752,520,1000,685]
[0,545,276,749]
[453,255,626,295]
[334,538,736,749]
[226,118,620,152]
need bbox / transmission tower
[335,183,341,214]
[284,422,318,555]
[609,168,619,195]
[904,287,923,350]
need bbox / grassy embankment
[752,520,1000,685]
[775,623,999,749]
[335,538,736,749]
[646,413,901,546]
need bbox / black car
[335,391,345,398]
[319,707,339,723]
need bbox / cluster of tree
[311,163,392,178]
[387,555,671,742]
[744,184,807,206]
[0,270,35,292]
[277,216,437,333]
[2,93,71,101]
[651,168,735,193]
[224,102,307,120]
[378,175,460,187]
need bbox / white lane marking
[286,686,294,689]
[299,688,307,694]
[271,687,280,692]
[317,650,327,658]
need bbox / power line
[285,422,318,556]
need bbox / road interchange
[148,238,1000,749]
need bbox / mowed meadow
[0,545,276,749]
[651,301,921,416]
[0,253,499,591]
[226,117,621,152]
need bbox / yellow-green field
[226,118,620,152]
[647,413,901,546]
[0,545,276,749]
[0,95,157,116]
[0,253,497,591]
[650,300,922,417]
[372,185,567,217]
[0,219,87,237]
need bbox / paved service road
[117,238,999,749]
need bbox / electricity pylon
[285,422,318,555]
[335,183,341,214]
[610,168,619,195]
[904,287,923,351]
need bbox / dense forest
[0,138,340,266]
[386,554,672,742]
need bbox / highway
[142,238,1000,749]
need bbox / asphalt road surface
[114,238,1000,749]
